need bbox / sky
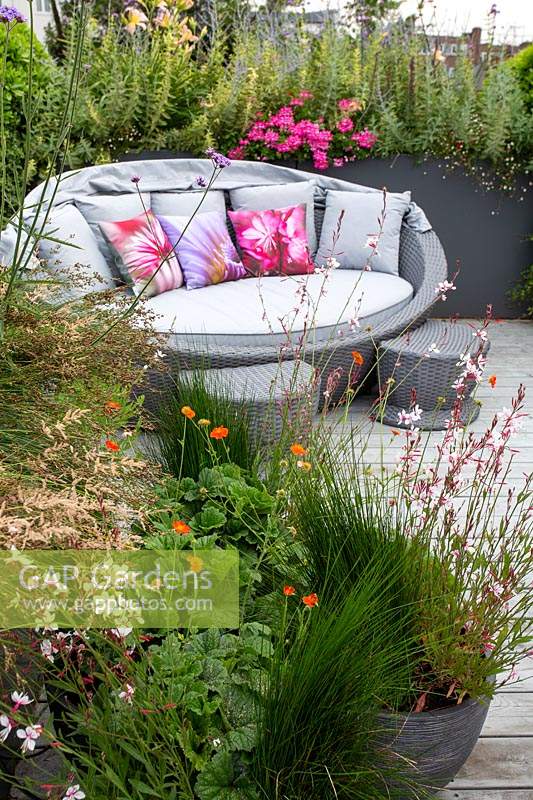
[400,0,533,44]
[308,0,533,44]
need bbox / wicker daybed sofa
[0,159,447,402]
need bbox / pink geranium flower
[337,117,354,133]
[352,129,378,149]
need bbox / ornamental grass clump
[254,558,428,800]
[0,279,165,549]
[148,369,260,480]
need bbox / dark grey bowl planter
[378,694,491,792]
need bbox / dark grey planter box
[303,156,533,319]
[378,693,491,792]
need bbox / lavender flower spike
[205,148,231,169]
[196,176,208,188]
[0,5,26,23]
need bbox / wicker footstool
[180,360,320,443]
[377,320,490,430]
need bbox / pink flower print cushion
[158,211,246,290]
[228,203,315,277]
[99,210,182,298]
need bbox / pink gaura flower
[62,785,86,800]
[11,691,33,710]
[17,724,43,753]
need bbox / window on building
[36,0,52,12]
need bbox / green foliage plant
[253,559,427,800]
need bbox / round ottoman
[377,320,490,430]
[179,359,320,443]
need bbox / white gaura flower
[0,714,13,742]
[62,783,86,800]
[111,627,133,638]
[11,691,33,709]
[119,683,135,704]
[16,723,43,753]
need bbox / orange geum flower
[488,375,497,388]
[105,439,120,452]
[283,585,296,596]
[187,555,204,573]
[172,520,191,535]
[181,406,196,419]
[302,593,319,607]
[210,426,229,440]
[290,443,307,456]
[351,351,364,366]
[104,401,121,413]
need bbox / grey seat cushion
[229,180,318,256]
[315,189,411,275]
[37,203,115,295]
[145,269,413,348]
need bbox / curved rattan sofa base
[156,226,448,404]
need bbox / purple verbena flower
[195,176,208,188]
[205,148,231,169]
[130,175,141,184]
[0,5,26,24]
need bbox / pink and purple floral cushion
[227,203,314,277]
[99,210,182,298]
[158,211,246,290]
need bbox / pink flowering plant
[229,93,378,170]
[388,381,533,704]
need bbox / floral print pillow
[228,203,315,277]
[99,210,182,298]
[158,211,246,290]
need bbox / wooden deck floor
[328,319,533,799]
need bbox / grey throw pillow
[75,192,151,278]
[229,180,318,256]
[150,189,225,217]
[315,189,411,275]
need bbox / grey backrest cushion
[315,189,411,275]
[37,203,115,294]
[229,180,318,256]
[74,192,150,278]
[151,189,225,216]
